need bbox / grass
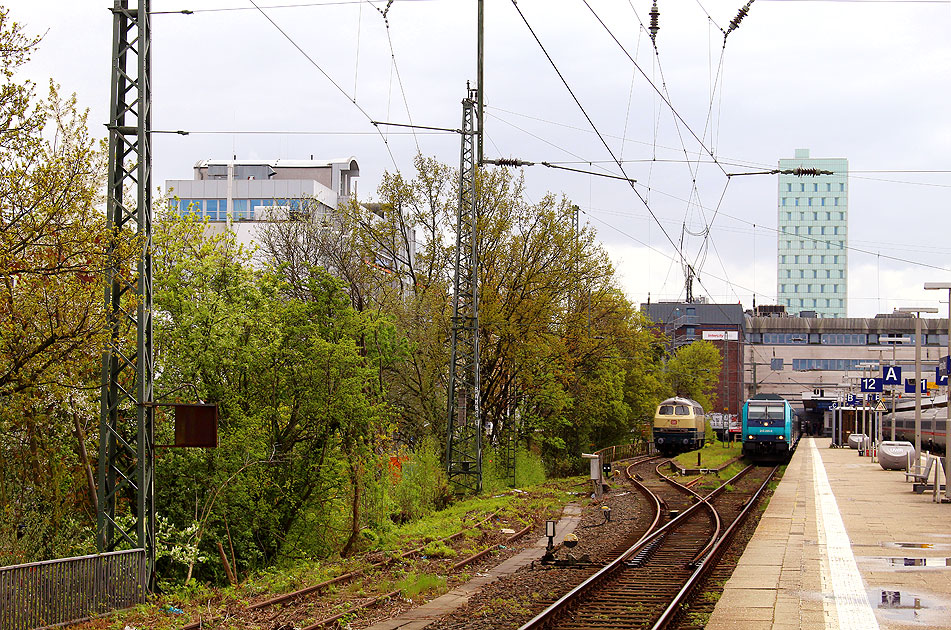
[394,571,447,598]
[72,476,583,630]
[674,442,743,469]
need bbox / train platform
[707,436,951,630]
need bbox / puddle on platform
[869,588,951,626]
[859,555,951,570]
[883,541,951,550]
[888,557,951,567]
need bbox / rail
[0,549,146,630]
[518,463,758,630]
[650,465,778,629]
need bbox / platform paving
[706,436,951,630]
[363,504,582,630]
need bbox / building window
[821,198,826,206]
[839,183,845,191]
[205,199,220,220]
[787,183,792,192]
[771,358,784,371]
[808,198,813,206]
[834,197,839,206]
[826,183,832,192]
[800,183,805,192]
[782,198,787,206]
[795,198,800,206]
[233,199,249,220]
[839,212,845,220]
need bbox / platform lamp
[898,307,939,463]
[924,282,951,502]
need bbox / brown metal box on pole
[173,404,218,448]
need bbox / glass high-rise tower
[776,148,848,318]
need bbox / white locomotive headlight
[778,435,785,440]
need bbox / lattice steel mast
[446,85,481,492]
[99,0,155,583]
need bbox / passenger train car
[882,407,948,453]
[652,397,706,455]
[742,394,799,461]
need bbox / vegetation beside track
[72,477,586,630]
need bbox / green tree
[0,10,137,561]
[663,340,722,410]
[152,214,399,579]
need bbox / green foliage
[150,214,400,580]
[394,571,447,598]
[0,10,133,562]
[421,540,455,559]
[674,443,741,469]
[387,436,450,524]
[663,340,722,410]
[481,445,547,492]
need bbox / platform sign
[882,365,902,385]
[904,378,929,394]
[938,367,949,387]
[861,377,883,393]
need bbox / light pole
[880,336,910,441]
[857,361,879,457]
[898,307,938,462]
[924,282,951,502]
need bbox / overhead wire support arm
[371,120,465,134]
[484,157,637,185]
[727,167,835,178]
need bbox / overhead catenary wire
[606,0,734,303]
[582,0,728,177]
[579,207,766,301]
[507,0,690,271]
[248,0,399,168]
[151,0,435,15]
[368,0,421,153]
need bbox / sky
[11,0,951,318]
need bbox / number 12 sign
[861,377,883,393]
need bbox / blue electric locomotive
[742,394,799,461]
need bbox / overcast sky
[12,0,951,318]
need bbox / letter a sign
[883,365,902,385]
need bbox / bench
[905,455,936,483]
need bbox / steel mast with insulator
[99,0,156,585]
[446,84,482,493]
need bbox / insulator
[493,158,531,167]
[791,167,821,177]
[725,1,753,37]
[649,1,660,44]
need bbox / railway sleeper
[626,532,667,568]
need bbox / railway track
[518,461,777,630]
